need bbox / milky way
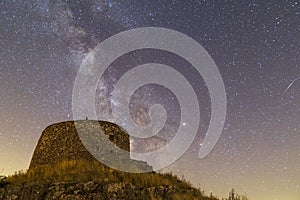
[1,1,300,199]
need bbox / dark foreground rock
[0,179,202,200]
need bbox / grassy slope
[3,159,218,200]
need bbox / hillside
[0,120,218,199]
[0,159,218,200]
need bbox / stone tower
[29,120,152,172]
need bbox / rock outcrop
[0,120,208,200]
[0,179,202,200]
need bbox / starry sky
[1,0,300,199]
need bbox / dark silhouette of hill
[0,120,219,200]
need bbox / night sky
[1,1,300,199]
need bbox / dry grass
[3,159,221,199]
[7,159,192,189]
[2,166,245,200]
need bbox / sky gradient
[1,1,300,199]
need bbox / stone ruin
[29,120,152,172]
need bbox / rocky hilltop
[0,120,215,200]
[0,179,206,200]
